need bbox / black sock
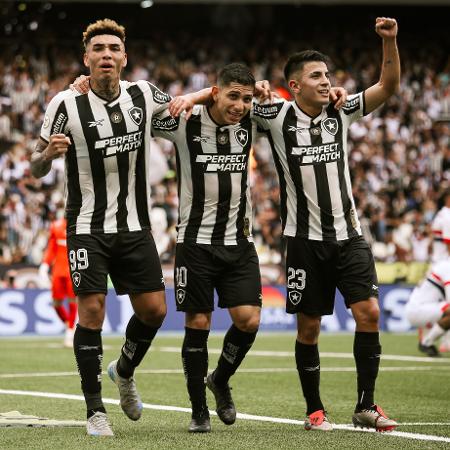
[354,331,381,410]
[295,341,323,415]
[213,324,257,387]
[117,314,160,378]
[73,324,104,413]
[86,406,106,419]
[182,327,210,413]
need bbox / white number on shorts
[69,248,89,271]
[176,266,188,288]
[287,267,306,290]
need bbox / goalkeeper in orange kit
[40,215,77,347]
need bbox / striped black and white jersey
[152,105,256,245]
[253,93,365,242]
[40,80,171,235]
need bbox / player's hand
[44,134,71,161]
[169,95,194,120]
[375,17,398,40]
[330,87,348,110]
[70,74,91,94]
[38,263,50,281]
[255,80,274,103]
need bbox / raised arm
[364,17,400,114]
[30,135,71,178]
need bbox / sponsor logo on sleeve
[43,115,50,129]
[253,102,283,119]
[342,96,361,115]
[150,85,171,104]
[51,112,68,134]
[152,116,179,131]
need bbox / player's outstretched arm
[364,17,400,114]
[30,135,71,178]
[169,88,213,120]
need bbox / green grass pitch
[0,332,449,449]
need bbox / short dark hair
[283,50,330,81]
[217,63,255,88]
[83,18,126,49]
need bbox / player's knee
[297,327,320,344]
[186,313,210,329]
[354,301,380,328]
[138,302,167,326]
[235,315,260,333]
[77,294,105,327]
[297,316,321,343]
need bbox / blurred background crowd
[0,2,449,285]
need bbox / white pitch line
[3,343,450,364]
[1,365,449,379]
[157,347,450,364]
[0,389,449,443]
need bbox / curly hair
[82,18,125,49]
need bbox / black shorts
[67,230,164,296]
[285,236,378,316]
[174,242,262,312]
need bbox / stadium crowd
[0,5,449,284]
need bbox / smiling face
[83,34,127,83]
[289,61,331,116]
[209,82,254,125]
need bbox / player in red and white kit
[406,258,450,356]
[428,191,450,352]
[40,215,77,347]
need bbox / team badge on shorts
[176,289,186,304]
[288,290,302,305]
[234,128,249,147]
[128,106,143,126]
[72,271,81,288]
[322,118,338,136]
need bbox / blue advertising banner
[0,285,414,336]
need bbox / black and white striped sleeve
[40,90,73,142]
[250,99,285,131]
